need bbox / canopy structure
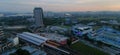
[17,32,48,46]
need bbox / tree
[9,53,16,55]
[67,38,72,46]
[10,48,31,55]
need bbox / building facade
[34,7,44,28]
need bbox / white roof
[17,32,48,46]
[77,27,90,30]
[73,24,91,30]
[23,32,48,41]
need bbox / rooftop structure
[17,32,48,46]
[40,33,68,45]
[88,27,120,48]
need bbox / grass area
[71,42,109,55]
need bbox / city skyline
[0,0,120,12]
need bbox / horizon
[1,11,120,14]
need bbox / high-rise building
[34,7,44,28]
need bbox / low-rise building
[0,26,4,38]
[72,24,93,37]
[48,26,68,34]
[40,33,68,45]
[17,32,71,55]
[88,27,120,48]
[87,22,96,26]
[2,46,47,55]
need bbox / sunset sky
[0,0,120,12]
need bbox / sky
[0,0,120,12]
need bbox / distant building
[34,7,44,28]
[65,17,78,25]
[109,20,119,25]
[65,17,71,24]
[44,12,55,18]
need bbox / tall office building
[34,7,44,28]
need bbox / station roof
[17,32,48,46]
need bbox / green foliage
[71,42,109,55]
[43,18,65,26]
[0,16,31,26]
[67,38,72,46]
[10,48,31,55]
[9,53,16,55]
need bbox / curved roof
[17,32,48,46]
[23,32,48,41]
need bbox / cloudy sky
[0,0,120,12]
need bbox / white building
[72,24,93,37]
[17,32,48,46]
[12,37,19,46]
[34,7,44,27]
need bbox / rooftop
[17,32,48,46]
[96,27,120,39]
[40,33,68,43]
[73,24,92,30]
[88,27,120,48]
